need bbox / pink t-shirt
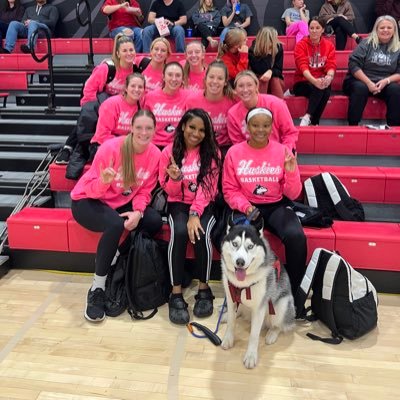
[142,63,164,92]
[186,69,206,93]
[81,61,134,106]
[143,88,188,147]
[223,140,301,214]
[227,94,298,151]
[159,144,218,216]
[71,136,161,213]
[91,95,140,145]
[186,93,236,147]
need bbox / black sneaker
[0,48,10,54]
[193,288,214,318]
[55,147,71,165]
[20,44,31,54]
[85,288,106,322]
[169,295,189,325]
[355,36,362,44]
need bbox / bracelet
[387,78,391,85]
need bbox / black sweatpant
[167,202,215,286]
[343,76,400,126]
[71,199,162,276]
[194,24,218,48]
[293,81,331,125]
[327,16,356,50]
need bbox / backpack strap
[303,177,318,208]
[137,57,151,73]
[104,59,116,84]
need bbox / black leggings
[293,80,331,125]
[194,24,218,48]
[327,16,356,50]
[343,76,400,126]
[71,199,162,276]
[236,198,307,295]
[167,202,215,286]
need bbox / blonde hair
[253,27,282,65]
[121,110,156,189]
[204,60,234,99]
[367,15,400,52]
[111,33,135,70]
[123,73,146,99]
[199,0,215,13]
[234,70,260,90]
[150,37,172,59]
[218,28,247,58]
[183,41,206,87]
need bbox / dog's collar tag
[228,282,251,305]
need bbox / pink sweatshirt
[91,95,140,145]
[186,69,206,93]
[143,88,188,147]
[186,93,236,147]
[142,63,164,92]
[80,61,134,106]
[159,144,218,216]
[227,94,298,151]
[223,140,301,214]
[71,136,161,213]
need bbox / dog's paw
[265,327,280,345]
[243,350,258,369]
[221,331,234,350]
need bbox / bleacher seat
[0,71,29,90]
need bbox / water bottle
[235,2,241,15]
[186,28,193,38]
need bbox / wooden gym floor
[0,269,399,400]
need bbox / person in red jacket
[218,27,248,83]
[159,108,221,325]
[293,16,336,126]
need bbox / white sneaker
[300,114,311,126]
[284,89,293,97]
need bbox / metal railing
[76,0,95,68]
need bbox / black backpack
[105,231,170,320]
[304,172,365,221]
[295,248,378,344]
[104,56,151,87]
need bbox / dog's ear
[254,215,264,237]
[226,212,235,234]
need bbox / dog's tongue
[235,268,246,281]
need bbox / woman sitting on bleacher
[318,0,361,50]
[0,0,24,53]
[293,16,336,126]
[158,108,221,325]
[143,61,188,148]
[90,73,145,150]
[223,107,306,295]
[182,40,206,93]
[343,15,400,127]
[140,37,171,92]
[227,70,298,151]
[186,60,235,152]
[248,26,284,98]
[71,110,162,322]
[56,34,138,170]
[191,0,221,49]
[282,0,309,43]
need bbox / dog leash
[232,208,260,226]
[186,297,226,346]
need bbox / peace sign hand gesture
[100,158,116,185]
[284,148,297,173]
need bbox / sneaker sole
[84,310,106,322]
[55,160,69,165]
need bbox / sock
[91,274,107,291]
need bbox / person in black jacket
[248,27,285,98]
[0,0,59,54]
[191,0,221,49]
[0,0,24,52]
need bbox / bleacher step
[0,119,75,134]
[0,151,48,170]
[298,154,400,167]
[0,134,66,152]
[0,106,80,120]
[28,83,83,95]
[363,203,400,223]
[0,171,49,195]
[0,194,52,220]
[17,93,81,107]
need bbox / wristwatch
[189,210,199,217]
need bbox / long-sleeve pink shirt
[91,95,140,145]
[71,136,161,213]
[141,62,164,92]
[143,88,188,147]
[223,140,301,214]
[186,93,236,147]
[159,144,219,216]
[186,69,206,93]
[80,61,134,106]
[227,94,298,151]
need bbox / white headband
[246,107,273,123]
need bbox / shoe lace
[91,289,105,305]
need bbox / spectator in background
[0,0,24,52]
[191,0,221,49]
[293,16,336,126]
[282,0,309,43]
[142,0,187,53]
[218,27,248,83]
[101,0,144,53]
[0,0,58,54]
[220,0,252,43]
[248,26,285,98]
[318,0,361,50]
[376,0,400,25]
[343,15,400,126]
[182,40,207,93]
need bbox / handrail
[29,27,56,113]
[76,0,94,68]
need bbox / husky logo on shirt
[308,50,327,69]
[253,184,268,195]
[371,50,392,66]
[188,181,198,192]
[116,167,150,190]
[165,124,176,133]
[122,188,133,196]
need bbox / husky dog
[220,223,295,369]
